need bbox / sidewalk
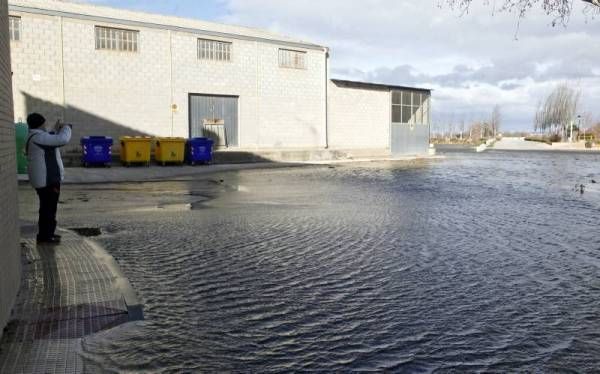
[41,157,439,185]
[60,162,306,184]
[0,224,142,374]
[493,137,600,152]
[20,161,411,185]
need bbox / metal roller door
[391,123,430,155]
[189,94,239,147]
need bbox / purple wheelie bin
[186,137,214,165]
[81,136,113,167]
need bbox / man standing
[26,113,72,244]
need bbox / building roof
[8,0,326,51]
[331,79,432,93]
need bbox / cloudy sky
[86,0,599,131]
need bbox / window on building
[95,26,138,52]
[279,49,306,69]
[9,16,21,42]
[391,90,430,124]
[198,38,232,61]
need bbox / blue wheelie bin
[186,137,214,165]
[81,136,113,167]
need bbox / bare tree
[534,83,581,137]
[481,121,492,138]
[469,121,483,141]
[534,100,543,133]
[443,0,600,25]
[490,105,501,137]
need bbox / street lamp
[570,115,582,143]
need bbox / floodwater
[19,151,600,372]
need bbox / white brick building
[0,0,21,339]
[328,80,431,154]
[8,0,431,155]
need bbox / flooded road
[18,151,600,372]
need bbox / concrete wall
[170,32,326,148]
[327,80,390,149]
[9,0,327,150]
[0,0,21,339]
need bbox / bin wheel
[82,162,87,168]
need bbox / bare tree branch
[442,0,599,25]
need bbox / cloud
[218,0,600,130]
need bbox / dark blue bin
[81,136,113,167]
[186,137,213,165]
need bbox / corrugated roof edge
[331,79,432,93]
[8,2,326,51]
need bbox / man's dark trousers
[36,183,60,240]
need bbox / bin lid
[81,136,113,140]
[81,136,113,143]
[15,122,28,138]
[120,136,153,141]
[156,137,186,142]
[189,137,214,143]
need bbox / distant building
[8,0,431,155]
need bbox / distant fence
[578,133,595,141]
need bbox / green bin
[15,122,28,174]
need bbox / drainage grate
[0,233,141,373]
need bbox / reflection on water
[46,151,600,372]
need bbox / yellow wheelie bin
[155,137,185,166]
[120,136,152,166]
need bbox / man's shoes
[36,236,61,244]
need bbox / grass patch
[524,135,559,145]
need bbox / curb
[81,237,144,321]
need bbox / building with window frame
[8,0,431,156]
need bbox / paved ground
[7,156,441,373]
[18,158,439,185]
[62,162,305,184]
[0,225,142,374]
[493,137,599,151]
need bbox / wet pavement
[493,137,599,151]
[58,162,304,185]
[0,226,141,374]
[16,151,600,372]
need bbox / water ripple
[61,152,600,372]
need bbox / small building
[8,0,431,156]
[328,79,431,155]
